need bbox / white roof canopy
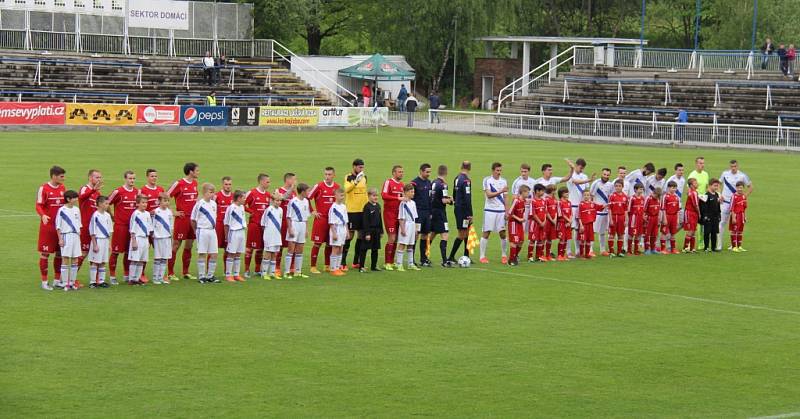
[477,36,647,45]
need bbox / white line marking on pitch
[0,208,32,214]
[474,267,800,316]
[0,214,38,218]
[750,412,800,419]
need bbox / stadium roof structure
[338,53,416,81]
[476,36,647,46]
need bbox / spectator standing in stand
[761,38,775,70]
[788,44,796,75]
[428,91,441,123]
[202,51,215,86]
[361,82,372,107]
[777,44,789,76]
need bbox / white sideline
[473,268,800,317]
[0,214,38,218]
[750,413,800,419]
[0,208,32,214]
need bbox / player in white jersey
[589,168,615,255]
[624,162,655,197]
[151,193,173,284]
[88,196,113,287]
[395,184,420,271]
[191,183,219,283]
[646,168,668,198]
[223,190,247,282]
[328,189,349,275]
[566,158,595,257]
[480,162,509,264]
[535,160,575,191]
[286,183,312,278]
[260,193,284,279]
[128,195,153,285]
[55,190,81,291]
[718,159,753,250]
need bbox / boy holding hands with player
[328,188,349,276]
[530,184,548,262]
[395,184,420,271]
[730,181,748,252]
[152,193,173,284]
[88,196,112,287]
[128,195,153,286]
[507,184,528,266]
[643,187,663,255]
[662,181,682,254]
[191,183,220,283]
[260,191,284,279]
[627,183,645,255]
[224,190,247,282]
[286,183,311,278]
[607,179,628,257]
[578,189,605,259]
[55,190,81,291]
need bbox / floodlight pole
[750,0,759,51]
[452,14,457,109]
[693,0,701,50]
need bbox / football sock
[39,255,48,281]
[394,249,404,266]
[310,243,321,267]
[557,241,566,257]
[545,240,552,257]
[479,238,487,259]
[168,248,177,275]
[70,263,78,284]
[617,239,623,254]
[385,241,395,264]
[284,253,293,274]
[109,253,118,278]
[141,261,147,278]
[260,258,268,276]
[182,248,192,275]
[342,238,352,265]
[128,264,140,283]
[660,239,666,251]
[254,250,263,273]
[439,240,447,262]
[77,255,85,270]
[407,249,414,267]
[448,238,462,260]
[500,239,508,257]
[420,239,428,262]
[324,245,332,267]
[370,248,379,269]
[225,257,233,276]
[98,266,106,283]
[354,239,364,266]
[197,257,207,279]
[89,264,97,284]
[244,248,253,273]
[276,248,283,271]
[670,238,676,251]
[293,254,303,274]
[330,254,339,271]
[123,256,130,278]
[607,239,614,253]
[53,255,62,280]
[599,234,607,252]
[233,256,241,276]
[207,258,217,277]
[526,242,533,259]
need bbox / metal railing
[174,94,317,106]
[0,89,130,103]
[497,46,587,110]
[270,39,355,106]
[385,109,798,152]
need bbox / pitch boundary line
[473,267,800,317]
[750,412,800,419]
[0,208,33,215]
[0,214,38,218]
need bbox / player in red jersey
[308,167,339,273]
[578,189,606,259]
[556,187,573,261]
[137,168,164,283]
[506,185,528,265]
[107,170,138,284]
[167,162,200,281]
[643,187,663,254]
[682,178,701,252]
[627,183,646,255]
[607,179,629,257]
[543,185,559,261]
[662,181,681,254]
[243,173,271,278]
[78,169,103,272]
[529,184,548,262]
[381,165,405,268]
[215,176,234,259]
[275,173,297,275]
[729,181,749,251]
[36,165,66,290]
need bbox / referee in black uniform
[411,163,434,266]
[431,164,454,267]
[447,160,473,263]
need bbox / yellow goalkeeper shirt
[344,172,368,213]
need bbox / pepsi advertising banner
[179,106,229,126]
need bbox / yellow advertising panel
[66,103,137,126]
[259,106,318,126]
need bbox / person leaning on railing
[761,38,775,70]
[203,51,215,86]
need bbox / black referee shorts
[431,208,449,234]
[417,210,432,235]
[347,212,363,231]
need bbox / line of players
[35,157,752,290]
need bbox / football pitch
[1,128,798,418]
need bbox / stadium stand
[0,49,332,106]
[503,64,800,127]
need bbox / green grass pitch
[1,128,798,418]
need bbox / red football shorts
[609,214,626,236]
[730,217,745,233]
[216,221,227,248]
[529,221,546,241]
[645,216,660,238]
[628,214,644,236]
[557,221,571,241]
[174,216,196,241]
[311,216,330,244]
[508,221,524,244]
[683,211,699,232]
[37,223,59,253]
[546,221,558,240]
[581,222,594,242]
[664,214,679,235]
[80,226,91,252]
[384,211,399,235]
[246,223,264,249]
[111,225,130,253]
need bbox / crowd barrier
[0,102,390,128]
